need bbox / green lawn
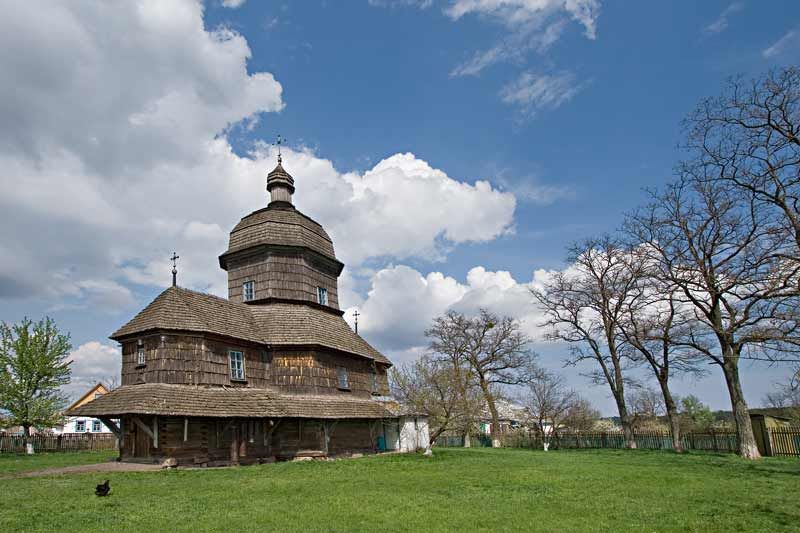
[0,449,118,475]
[0,448,798,532]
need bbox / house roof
[66,383,393,419]
[111,286,390,365]
[221,205,337,266]
[65,382,110,412]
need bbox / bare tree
[617,278,705,452]
[532,236,644,448]
[390,355,482,445]
[626,177,800,459]
[684,67,800,253]
[522,367,575,450]
[763,365,800,424]
[626,387,665,432]
[561,396,600,432]
[427,310,534,448]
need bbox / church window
[317,287,328,306]
[229,350,245,381]
[75,420,86,432]
[337,366,349,390]
[137,339,145,366]
[243,281,255,302]
[92,420,102,432]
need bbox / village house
[54,383,114,434]
[68,153,429,465]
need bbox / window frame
[317,286,328,306]
[336,366,350,390]
[136,339,146,366]
[243,280,255,302]
[229,350,246,381]
[75,420,86,433]
[92,420,102,433]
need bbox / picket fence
[435,428,800,457]
[0,433,118,453]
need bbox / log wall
[226,250,340,309]
[121,334,389,395]
[120,415,381,465]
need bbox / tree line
[395,66,800,460]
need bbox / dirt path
[11,461,163,478]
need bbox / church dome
[220,204,337,266]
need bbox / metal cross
[274,134,284,163]
[170,252,179,287]
[353,310,360,335]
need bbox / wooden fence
[435,428,800,457]
[0,433,118,454]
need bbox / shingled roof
[67,383,392,419]
[221,205,337,266]
[111,287,390,365]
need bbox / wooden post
[184,418,189,442]
[239,422,247,457]
[153,416,159,448]
[230,423,239,465]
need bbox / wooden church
[68,153,429,465]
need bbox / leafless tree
[532,236,644,448]
[426,310,534,447]
[617,274,706,452]
[684,67,800,254]
[625,387,665,432]
[521,367,575,450]
[561,396,600,432]
[763,365,800,424]
[390,355,482,445]
[626,177,800,459]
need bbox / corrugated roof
[111,287,390,365]
[66,383,393,419]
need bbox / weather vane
[353,309,360,335]
[274,134,284,164]
[171,251,180,287]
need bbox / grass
[0,448,798,532]
[0,449,117,475]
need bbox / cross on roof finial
[170,252,180,287]
[275,134,284,164]
[353,309,360,335]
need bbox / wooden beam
[153,415,159,449]
[132,416,154,440]
[183,418,189,442]
[99,417,121,438]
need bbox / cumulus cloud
[65,342,121,398]
[704,2,744,36]
[343,264,553,359]
[499,70,587,118]
[447,0,601,77]
[221,0,247,8]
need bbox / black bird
[95,480,111,497]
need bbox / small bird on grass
[95,480,111,497]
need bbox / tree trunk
[429,425,447,446]
[722,360,761,459]
[478,378,501,448]
[657,378,683,453]
[463,432,471,448]
[615,397,637,449]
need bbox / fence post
[711,429,718,452]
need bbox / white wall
[54,417,113,434]
[398,416,430,452]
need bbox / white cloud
[447,0,601,76]
[343,264,553,359]
[0,0,521,310]
[368,0,433,8]
[499,70,587,118]
[704,2,744,35]
[763,28,800,59]
[66,341,121,398]
[221,0,246,8]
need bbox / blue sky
[0,0,798,413]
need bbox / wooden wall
[121,333,269,388]
[121,335,389,396]
[226,250,340,309]
[121,415,380,465]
